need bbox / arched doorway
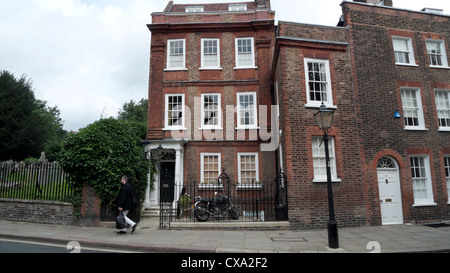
[377,157,404,225]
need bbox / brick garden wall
[0,198,78,225]
[0,182,101,227]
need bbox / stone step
[141,207,160,218]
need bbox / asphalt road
[0,238,133,253]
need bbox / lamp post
[314,102,339,249]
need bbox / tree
[117,98,148,140]
[0,70,66,161]
[117,98,148,123]
[59,118,150,212]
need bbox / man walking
[117,175,138,234]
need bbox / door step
[142,206,160,218]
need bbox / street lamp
[314,102,339,249]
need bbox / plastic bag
[116,211,126,230]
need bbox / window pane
[427,41,443,66]
[203,94,219,126]
[238,93,256,126]
[312,136,336,179]
[445,157,450,202]
[401,89,422,128]
[435,91,450,128]
[203,155,219,184]
[239,154,257,184]
[410,157,431,202]
[168,40,184,68]
[307,61,328,103]
[237,38,254,67]
[203,39,219,67]
[167,95,183,126]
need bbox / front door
[377,158,404,225]
[160,162,175,203]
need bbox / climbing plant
[59,118,151,214]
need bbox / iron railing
[161,178,288,226]
[0,161,72,202]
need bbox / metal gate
[159,170,175,229]
[158,170,289,229]
[275,171,288,221]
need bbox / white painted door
[377,169,404,225]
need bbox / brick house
[143,0,277,209]
[143,0,449,228]
[340,0,450,225]
[272,21,367,228]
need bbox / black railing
[163,179,286,225]
[0,161,72,202]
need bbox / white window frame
[237,153,259,185]
[435,89,450,131]
[392,36,416,66]
[237,92,258,129]
[312,136,340,182]
[304,58,334,108]
[164,94,185,130]
[410,155,436,206]
[200,153,221,185]
[201,93,222,129]
[426,39,449,68]
[401,87,426,130]
[201,38,221,70]
[444,156,450,204]
[186,6,204,12]
[229,4,247,11]
[166,39,186,71]
[235,37,256,69]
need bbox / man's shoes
[131,224,138,233]
[116,231,126,234]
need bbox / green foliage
[0,70,67,161]
[117,98,148,140]
[59,118,150,212]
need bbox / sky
[1,0,449,131]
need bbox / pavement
[0,218,449,253]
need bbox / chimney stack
[353,0,393,7]
[255,0,271,9]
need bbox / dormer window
[229,4,247,11]
[186,6,204,12]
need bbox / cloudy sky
[1,0,448,131]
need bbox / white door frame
[143,141,185,209]
[377,157,404,225]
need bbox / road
[0,238,135,253]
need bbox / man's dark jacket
[118,182,133,211]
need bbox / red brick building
[341,0,450,225]
[272,21,366,228]
[144,0,450,228]
[143,1,277,209]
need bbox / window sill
[237,184,262,190]
[304,104,337,109]
[395,63,419,67]
[164,68,188,72]
[199,67,223,71]
[312,178,341,183]
[163,127,187,131]
[199,127,223,130]
[235,126,260,130]
[438,128,450,132]
[234,66,257,70]
[198,184,223,190]
[404,127,428,131]
[429,65,450,70]
[412,202,437,207]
